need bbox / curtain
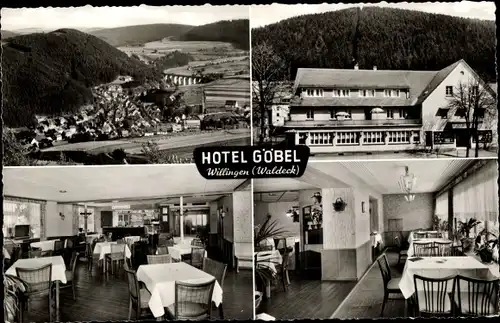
[435,191,449,222]
[3,199,42,238]
[453,161,499,234]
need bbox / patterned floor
[332,250,407,319]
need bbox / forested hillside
[181,19,250,50]
[90,24,193,46]
[2,29,159,127]
[1,30,19,39]
[252,7,496,82]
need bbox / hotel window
[336,132,359,145]
[183,213,208,236]
[333,89,350,97]
[306,108,314,119]
[363,131,384,144]
[384,89,400,97]
[388,131,411,143]
[78,207,95,232]
[360,89,375,97]
[445,86,453,97]
[309,132,334,145]
[305,89,323,97]
[3,200,42,239]
[398,109,406,119]
[386,109,394,119]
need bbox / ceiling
[3,165,244,203]
[252,178,317,192]
[254,191,299,203]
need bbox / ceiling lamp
[399,166,417,202]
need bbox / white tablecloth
[4,247,11,259]
[256,250,282,274]
[124,236,141,245]
[94,242,131,260]
[85,234,100,244]
[6,256,67,284]
[136,262,223,318]
[371,233,383,248]
[398,256,496,299]
[30,240,59,251]
[167,245,207,260]
[407,238,452,257]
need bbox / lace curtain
[453,161,499,234]
[3,199,42,239]
[435,191,448,222]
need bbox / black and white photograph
[2,165,253,322]
[251,2,497,159]
[253,159,499,320]
[2,5,250,166]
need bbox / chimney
[373,66,377,71]
[354,64,359,70]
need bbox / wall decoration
[333,197,347,212]
[362,201,366,213]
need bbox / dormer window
[359,89,375,97]
[384,89,400,97]
[305,89,324,97]
[333,89,350,97]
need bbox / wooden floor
[257,272,356,319]
[22,258,253,322]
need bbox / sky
[251,1,496,28]
[1,5,250,31]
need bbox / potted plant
[432,215,441,231]
[458,218,481,253]
[4,274,29,323]
[253,214,289,313]
[474,229,498,263]
[438,220,450,239]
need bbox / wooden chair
[60,251,78,300]
[202,258,228,319]
[86,239,98,273]
[124,268,152,320]
[53,240,65,256]
[166,279,216,320]
[394,236,408,265]
[413,232,427,239]
[106,244,125,275]
[191,238,205,248]
[453,275,499,316]
[434,241,453,257]
[413,242,436,257]
[156,246,169,255]
[376,254,404,316]
[413,274,456,317]
[427,232,442,239]
[191,247,205,269]
[29,248,42,258]
[16,264,53,319]
[147,254,172,264]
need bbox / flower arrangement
[474,229,498,263]
[458,218,481,253]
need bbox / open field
[118,39,247,62]
[166,56,250,76]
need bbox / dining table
[167,244,207,261]
[30,239,63,252]
[136,262,223,319]
[6,256,67,322]
[93,241,131,273]
[398,256,499,316]
[255,250,283,299]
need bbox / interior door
[101,211,113,228]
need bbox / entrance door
[101,211,113,228]
[456,129,470,147]
[369,198,379,233]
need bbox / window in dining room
[2,199,42,239]
[183,212,208,236]
[78,207,95,232]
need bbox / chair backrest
[157,246,169,255]
[147,254,172,264]
[166,239,175,247]
[414,232,427,239]
[455,275,499,316]
[54,240,65,251]
[376,254,392,287]
[69,251,78,275]
[394,235,402,248]
[427,232,441,239]
[191,238,204,247]
[29,249,42,258]
[124,268,140,301]
[16,263,53,293]
[191,247,205,267]
[413,242,435,257]
[434,241,452,257]
[202,258,228,289]
[413,274,456,315]
[281,249,290,271]
[111,243,125,256]
[174,279,216,319]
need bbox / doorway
[455,129,470,148]
[369,197,379,233]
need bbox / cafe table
[6,256,67,321]
[255,250,283,299]
[407,238,452,257]
[398,256,498,316]
[167,244,207,261]
[136,262,223,319]
[30,239,62,251]
[93,241,131,273]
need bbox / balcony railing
[284,118,422,127]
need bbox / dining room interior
[253,158,499,320]
[2,165,253,322]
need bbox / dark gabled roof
[292,60,472,107]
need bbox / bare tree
[447,80,497,157]
[252,43,286,144]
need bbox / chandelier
[399,166,417,202]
